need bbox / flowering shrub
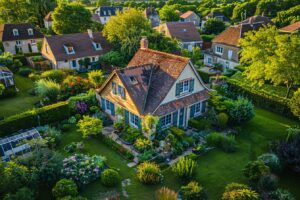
[61,76,91,98]
[137,162,163,184]
[75,101,88,114]
[62,154,106,186]
[171,157,197,180]
[134,138,152,152]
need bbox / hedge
[197,69,215,84]
[226,78,295,118]
[0,101,70,136]
[13,55,27,65]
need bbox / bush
[171,157,197,180]
[268,188,296,200]
[100,169,120,187]
[41,126,62,148]
[188,118,211,130]
[217,112,229,129]
[68,91,98,110]
[121,127,141,144]
[61,123,72,132]
[0,87,17,98]
[206,132,238,153]
[226,96,254,125]
[222,182,259,200]
[52,179,78,199]
[155,187,177,200]
[181,181,207,200]
[243,160,270,182]
[258,174,278,192]
[3,187,34,200]
[35,79,61,102]
[64,142,77,153]
[137,162,162,184]
[169,127,185,139]
[134,138,152,152]
[18,67,33,77]
[113,121,124,132]
[40,69,67,83]
[257,153,281,173]
[61,76,91,98]
[77,116,103,138]
[290,89,300,120]
[197,70,214,83]
[0,101,70,136]
[138,149,155,162]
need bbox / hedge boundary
[0,101,70,136]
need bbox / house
[95,6,123,25]
[155,22,203,51]
[144,7,160,27]
[201,11,230,30]
[180,11,201,27]
[96,37,210,130]
[279,21,300,34]
[41,30,111,70]
[0,23,44,55]
[203,15,273,70]
[44,12,53,29]
[0,67,14,88]
[91,14,101,24]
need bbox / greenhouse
[0,66,14,87]
[0,128,41,162]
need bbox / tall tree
[52,2,92,34]
[103,8,152,60]
[159,5,180,22]
[240,26,300,97]
[203,18,226,35]
[232,1,258,21]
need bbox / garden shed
[0,128,41,162]
[0,66,14,87]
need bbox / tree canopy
[52,2,92,34]
[159,4,180,22]
[203,18,226,35]
[240,26,300,97]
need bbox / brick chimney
[140,36,148,49]
[87,29,93,39]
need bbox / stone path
[167,147,194,165]
[121,178,131,198]
[102,126,140,164]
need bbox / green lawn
[0,75,41,118]
[56,108,300,200]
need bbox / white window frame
[16,40,21,46]
[194,102,202,117]
[129,113,139,128]
[13,29,19,36]
[207,57,212,64]
[215,46,224,55]
[161,113,172,128]
[228,50,233,60]
[105,99,112,114]
[28,28,33,36]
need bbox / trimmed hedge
[227,78,295,118]
[197,69,214,84]
[0,101,70,136]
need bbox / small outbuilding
[0,66,14,87]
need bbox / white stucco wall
[3,39,41,55]
[160,63,205,105]
[53,56,99,70]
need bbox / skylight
[129,76,138,84]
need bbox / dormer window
[28,28,33,35]
[93,42,102,50]
[129,76,137,84]
[13,29,19,36]
[108,10,111,15]
[103,11,106,15]
[64,45,75,54]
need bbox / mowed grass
[56,108,299,200]
[0,75,40,118]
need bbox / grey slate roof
[98,6,123,17]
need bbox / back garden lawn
[55,108,300,200]
[0,74,40,118]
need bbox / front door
[179,108,185,127]
[71,60,77,68]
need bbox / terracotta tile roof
[212,26,241,47]
[127,48,190,114]
[44,12,53,21]
[180,11,195,19]
[44,32,111,61]
[279,21,300,33]
[154,90,209,116]
[165,22,202,42]
[0,23,44,42]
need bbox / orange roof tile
[280,21,300,33]
[212,26,241,47]
[180,11,194,19]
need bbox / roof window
[28,28,33,35]
[13,29,19,36]
[129,76,138,84]
[64,44,75,55]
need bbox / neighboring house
[41,30,111,70]
[0,66,14,88]
[155,22,203,51]
[91,14,101,24]
[201,11,230,30]
[95,6,123,25]
[44,12,53,29]
[203,15,273,70]
[180,11,201,27]
[144,7,160,27]
[0,23,44,55]
[279,21,300,34]
[96,37,210,131]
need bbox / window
[215,46,224,54]
[228,50,233,60]
[31,40,36,44]
[161,114,172,128]
[130,113,139,128]
[13,29,19,36]
[92,57,95,62]
[105,99,114,115]
[16,41,21,46]
[118,85,125,99]
[207,57,212,64]
[103,11,106,15]
[129,76,137,84]
[64,45,75,54]
[194,102,202,116]
[93,42,101,50]
[28,28,33,35]
[112,82,117,94]
[176,79,194,96]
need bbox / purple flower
[75,101,88,114]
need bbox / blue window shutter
[172,111,178,126]
[111,102,115,116]
[124,110,129,124]
[112,82,116,94]
[175,83,180,96]
[101,97,105,110]
[137,117,142,130]
[201,101,206,113]
[190,104,195,118]
[189,79,194,92]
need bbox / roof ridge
[140,48,190,62]
[141,65,157,113]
